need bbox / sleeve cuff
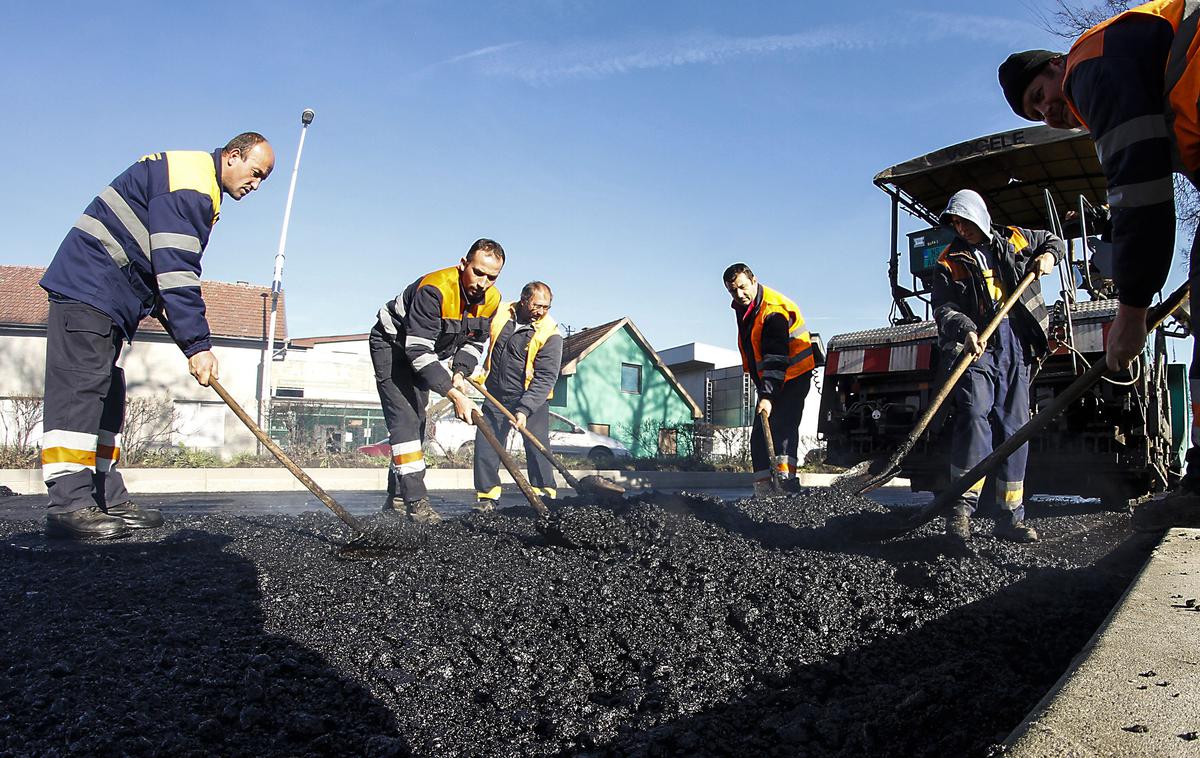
[182,338,212,358]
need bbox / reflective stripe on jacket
[40,150,223,356]
[375,266,501,395]
[484,303,561,398]
[739,285,815,389]
[932,225,1062,357]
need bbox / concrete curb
[1003,528,1200,757]
[0,468,906,495]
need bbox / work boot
[994,519,1039,543]
[781,478,802,494]
[1132,487,1200,532]
[472,499,496,514]
[104,501,164,529]
[381,496,405,515]
[405,498,442,524]
[753,480,776,497]
[45,506,131,541]
[945,511,971,541]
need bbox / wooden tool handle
[468,378,581,489]
[209,378,363,532]
[472,407,549,518]
[759,408,782,493]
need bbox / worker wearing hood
[931,189,1065,542]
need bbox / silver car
[430,409,630,464]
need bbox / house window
[621,363,641,394]
[588,423,610,436]
[275,387,304,398]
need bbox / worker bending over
[723,263,815,495]
[39,133,275,540]
[473,281,563,511]
[1000,0,1200,531]
[933,189,1063,542]
[371,239,504,523]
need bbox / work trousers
[750,372,812,484]
[369,328,429,503]
[41,298,132,514]
[950,319,1031,524]
[473,400,556,501]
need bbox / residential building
[552,318,701,457]
[0,265,283,456]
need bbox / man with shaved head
[38,133,275,540]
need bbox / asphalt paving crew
[723,263,815,495]
[472,281,564,512]
[1000,0,1200,532]
[371,239,504,523]
[933,189,1063,543]
[37,133,275,541]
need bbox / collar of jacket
[211,149,223,197]
[731,283,765,321]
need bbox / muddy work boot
[994,519,1039,543]
[405,498,442,524]
[1132,487,1200,532]
[781,478,802,494]
[945,510,971,541]
[381,495,405,515]
[472,499,496,514]
[752,480,777,497]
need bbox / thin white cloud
[452,11,1044,86]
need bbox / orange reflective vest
[484,303,560,398]
[416,266,501,320]
[740,285,815,382]
[1064,0,1200,172]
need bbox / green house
[550,317,702,458]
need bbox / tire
[588,447,616,465]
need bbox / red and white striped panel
[826,342,933,376]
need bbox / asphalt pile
[0,489,1148,757]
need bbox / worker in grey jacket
[473,282,564,511]
[931,189,1064,542]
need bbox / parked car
[412,409,629,463]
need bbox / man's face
[726,272,759,307]
[221,142,276,200]
[518,288,552,323]
[458,251,503,300]
[1021,58,1079,129]
[947,214,986,245]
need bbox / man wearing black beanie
[999,0,1200,533]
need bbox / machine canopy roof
[873,125,1106,229]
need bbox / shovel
[860,281,1190,541]
[468,378,626,499]
[469,405,550,518]
[834,270,1039,496]
[207,378,417,557]
[758,408,783,494]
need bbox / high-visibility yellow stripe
[392,449,423,465]
[41,447,97,466]
[165,151,221,225]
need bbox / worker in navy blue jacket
[1000,0,1200,532]
[39,133,275,540]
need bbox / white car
[429,409,630,464]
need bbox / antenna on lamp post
[259,108,315,444]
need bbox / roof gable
[0,265,285,342]
[561,316,702,418]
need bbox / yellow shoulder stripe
[165,151,221,224]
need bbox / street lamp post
[259,108,315,443]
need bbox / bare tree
[1040,0,1200,234]
[0,395,44,451]
[121,397,177,464]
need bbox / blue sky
[3,0,1123,357]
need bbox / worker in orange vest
[999,0,1200,532]
[723,263,815,495]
